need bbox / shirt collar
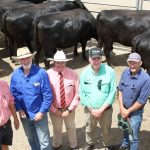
[127,68,141,79]
[54,68,66,76]
[19,64,34,77]
[90,64,103,76]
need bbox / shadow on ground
[50,127,150,150]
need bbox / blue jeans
[21,113,52,150]
[121,109,143,150]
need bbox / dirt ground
[1,0,150,150]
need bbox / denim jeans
[21,113,52,150]
[121,109,143,150]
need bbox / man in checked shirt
[0,80,19,150]
[47,50,80,150]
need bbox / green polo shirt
[79,64,116,109]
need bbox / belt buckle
[58,107,68,112]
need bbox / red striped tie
[59,72,66,108]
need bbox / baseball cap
[89,48,102,58]
[127,53,141,62]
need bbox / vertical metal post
[139,0,144,10]
[136,0,140,10]
[136,0,144,10]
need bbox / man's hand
[34,112,44,122]
[91,109,103,118]
[19,109,27,118]
[120,107,130,118]
[62,110,69,117]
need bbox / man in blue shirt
[10,47,53,150]
[118,53,150,150]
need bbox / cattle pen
[1,0,150,150]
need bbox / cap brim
[90,55,102,58]
[127,58,140,62]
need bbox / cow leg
[7,38,15,62]
[34,44,41,66]
[103,42,113,66]
[81,42,87,60]
[74,44,79,57]
[44,47,56,70]
[26,40,33,53]
[97,38,103,49]
[4,34,9,53]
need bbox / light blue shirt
[118,67,150,108]
[80,64,116,109]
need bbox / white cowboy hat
[12,47,37,60]
[47,50,69,62]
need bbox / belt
[57,107,68,112]
[0,119,10,129]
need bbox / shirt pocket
[130,84,139,99]
[121,80,139,99]
[83,80,92,93]
[33,82,41,94]
[65,81,75,94]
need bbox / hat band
[18,53,32,57]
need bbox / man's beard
[22,61,32,69]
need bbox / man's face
[54,61,66,72]
[127,61,142,74]
[89,57,101,72]
[19,56,32,69]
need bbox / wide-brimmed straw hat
[13,47,36,60]
[47,50,69,62]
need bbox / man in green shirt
[79,47,116,150]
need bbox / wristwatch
[67,108,72,113]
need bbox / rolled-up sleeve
[137,78,150,104]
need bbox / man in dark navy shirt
[10,47,53,150]
[118,53,150,150]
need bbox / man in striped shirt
[47,50,80,150]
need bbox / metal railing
[136,0,150,10]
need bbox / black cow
[0,0,46,4]
[0,1,33,55]
[3,0,85,59]
[34,8,97,68]
[96,9,150,65]
[0,1,33,30]
[132,31,150,74]
[20,0,47,4]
